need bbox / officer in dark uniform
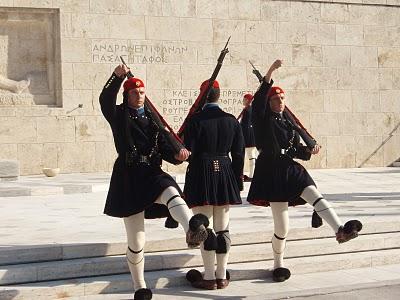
[238,93,258,181]
[184,79,245,290]
[99,64,209,300]
[247,59,363,283]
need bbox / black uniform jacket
[100,74,182,218]
[183,105,245,207]
[239,106,256,148]
[247,79,315,207]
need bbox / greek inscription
[92,41,189,64]
[160,89,251,130]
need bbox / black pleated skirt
[247,152,315,207]
[184,155,242,208]
[104,156,182,218]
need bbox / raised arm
[99,64,129,123]
[252,60,282,121]
[264,59,282,84]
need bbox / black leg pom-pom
[343,220,363,234]
[189,213,209,231]
[186,269,203,283]
[134,288,152,300]
[311,210,323,228]
[226,270,230,280]
[203,228,217,251]
[272,268,291,282]
[164,215,179,229]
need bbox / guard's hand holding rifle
[177,36,231,138]
[114,64,129,78]
[307,145,321,155]
[175,148,191,161]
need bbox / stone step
[0,173,188,197]
[1,221,398,266]
[0,184,109,197]
[0,174,183,197]
[1,248,400,300]
[1,231,399,285]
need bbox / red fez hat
[243,93,253,102]
[267,86,285,99]
[200,79,219,91]
[123,77,145,92]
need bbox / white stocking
[246,147,258,178]
[193,206,215,280]
[214,205,230,279]
[270,202,289,269]
[156,186,192,232]
[124,212,146,290]
[300,185,342,233]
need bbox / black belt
[195,152,229,158]
[259,148,295,159]
[121,152,161,167]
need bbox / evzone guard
[247,59,363,282]
[99,64,210,300]
[173,37,245,290]
[183,79,245,290]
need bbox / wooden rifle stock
[120,57,184,153]
[284,109,317,149]
[177,37,231,138]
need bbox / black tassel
[216,231,230,254]
[186,269,203,283]
[312,210,323,228]
[164,215,179,229]
[203,228,217,251]
[189,213,210,231]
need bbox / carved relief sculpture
[0,75,31,94]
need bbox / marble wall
[0,0,399,174]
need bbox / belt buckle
[139,155,150,165]
[212,160,220,172]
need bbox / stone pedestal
[0,159,20,181]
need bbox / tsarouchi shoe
[272,267,291,282]
[336,220,363,244]
[134,288,152,300]
[192,278,217,290]
[216,278,229,289]
[186,214,209,248]
[186,269,217,290]
[216,269,230,289]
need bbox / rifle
[249,60,263,82]
[249,61,317,149]
[120,56,184,153]
[177,37,231,138]
[237,109,245,121]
